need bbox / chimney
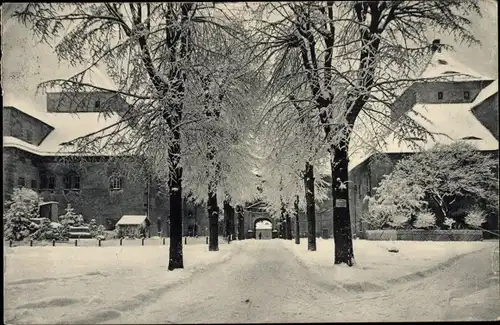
[431,39,442,53]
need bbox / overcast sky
[2,1,497,113]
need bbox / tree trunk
[280,200,286,239]
[431,196,449,229]
[168,146,184,270]
[294,195,300,245]
[285,212,292,240]
[331,142,354,266]
[207,191,219,251]
[223,200,230,238]
[304,162,316,251]
[229,204,236,239]
[236,205,244,240]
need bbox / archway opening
[254,217,273,240]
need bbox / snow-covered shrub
[364,175,427,229]
[414,211,436,229]
[30,218,66,241]
[97,225,106,236]
[465,208,487,229]
[102,229,119,240]
[58,204,85,238]
[58,204,85,228]
[89,219,98,237]
[4,188,42,241]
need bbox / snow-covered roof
[3,104,127,156]
[420,49,493,82]
[116,215,149,226]
[471,79,498,108]
[40,112,123,153]
[348,103,498,171]
[3,136,57,156]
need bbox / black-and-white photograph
[2,1,499,323]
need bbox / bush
[58,204,85,237]
[30,218,67,241]
[97,225,106,236]
[100,229,119,240]
[414,211,436,229]
[465,208,487,229]
[89,219,98,237]
[363,177,427,230]
[4,188,42,241]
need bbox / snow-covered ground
[4,239,498,323]
[283,238,498,286]
[4,238,240,324]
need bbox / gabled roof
[2,106,127,156]
[387,103,497,151]
[420,49,493,82]
[116,215,149,226]
[471,79,498,108]
[348,103,499,171]
[40,112,123,153]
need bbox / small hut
[39,201,59,222]
[116,215,150,238]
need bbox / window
[464,91,470,100]
[438,92,443,100]
[40,174,56,190]
[109,175,122,191]
[64,171,80,191]
[95,100,101,110]
[31,180,38,190]
[17,177,25,188]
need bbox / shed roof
[39,201,58,206]
[116,215,149,226]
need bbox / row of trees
[13,0,483,269]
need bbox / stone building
[347,43,499,235]
[3,92,209,236]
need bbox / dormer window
[464,91,470,100]
[405,137,425,142]
[438,92,443,100]
[461,136,481,140]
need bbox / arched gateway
[251,216,276,239]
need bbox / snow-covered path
[104,240,499,323]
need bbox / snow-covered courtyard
[4,239,499,323]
